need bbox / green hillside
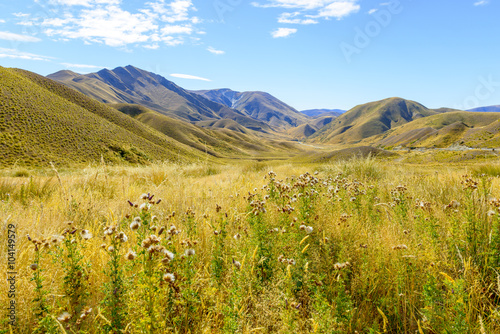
[0,67,207,166]
[111,104,298,157]
[310,97,445,144]
[367,111,500,148]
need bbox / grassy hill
[365,111,500,148]
[111,104,302,157]
[310,97,446,144]
[0,67,211,166]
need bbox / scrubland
[2,158,500,333]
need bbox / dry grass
[2,159,500,333]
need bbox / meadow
[1,157,500,333]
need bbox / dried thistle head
[163,273,175,283]
[184,249,195,257]
[57,311,71,323]
[80,229,92,240]
[124,249,137,260]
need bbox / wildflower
[141,193,149,200]
[104,226,116,236]
[80,307,92,319]
[30,263,38,271]
[80,229,92,240]
[51,235,64,245]
[334,262,350,270]
[125,249,137,260]
[185,249,195,257]
[130,220,141,231]
[305,226,313,234]
[57,311,71,322]
[116,232,128,243]
[108,245,115,252]
[163,273,175,283]
[140,203,150,211]
[162,250,175,262]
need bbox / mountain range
[2,64,500,166]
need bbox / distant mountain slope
[111,104,302,157]
[468,105,500,112]
[48,66,273,134]
[300,109,345,118]
[366,111,500,148]
[192,88,308,131]
[0,67,207,166]
[310,97,448,144]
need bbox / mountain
[468,105,500,112]
[310,97,449,144]
[191,88,309,131]
[365,111,500,148]
[47,66,274,134]
[300,109,345,118]
[0,67,211,166]
[111,104,304,157]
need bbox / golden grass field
[2,157,500,333]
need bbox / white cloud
[474,0,489,5]
[278,12,318,24]
[0,47,51,61]
[368,9,378,14]
[0,20,6,24]
[271,27,297,38]
[61,62,104,69]
[170,73,211,81]
[144,44,160,49]
[0,31,41,42]
[316,2,360,19]
[253,0,360,25]
[207,46,225,55]
[20,0,200,48]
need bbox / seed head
[116,232,128,243]
[163,273,175,283]
[80,229,92,240]
[125,249,137,260]
[233,259,241,269]
[57,312,71,323]
[30,263,38,271]
[233,233,241,240]
[107,245,115,252]
[305,226,313,234]
[185,249,195,257]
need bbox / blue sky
[0,0,499,111]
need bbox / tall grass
[1,161,500,333]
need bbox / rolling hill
[363,111,500,148]
[191,88,309,131]
[0,66,212,166]
[111,103,304,157]
[310,97,450,144]
[47,66,274,134]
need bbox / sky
[0,0,499,111]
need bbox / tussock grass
[2,161,500,333]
